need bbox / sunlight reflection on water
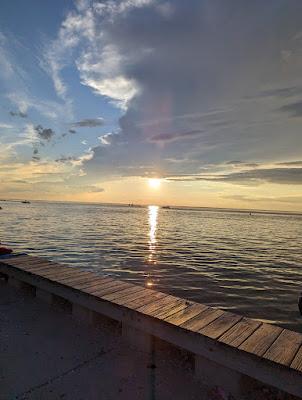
[148,205,158,264]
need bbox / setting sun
[148,178,161,189]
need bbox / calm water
[0,201,302,332]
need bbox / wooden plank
[136,295,179,315]
[155,300,188,320]
[91,281,131,297]
[103,285,145,302]
[219,318,262,348]
[263,329,302,366]
[59,275,98,290]
[199,312,242,340]
[39,268,82,280]
[239,323,283,357]
[4,256,49,269]
[79,278,116,291]
[22,262,64,271]
[1,255,39,266]
[57,271,94,284]
[164,303,208,326]
[126,291,167,310]
[24,263,69,275]
[70,276,110,290]
[83,279,128,295]
[180,307,224,332]
[291,346,302,372]
[113,287,156,306]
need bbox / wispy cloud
[71,118,104,128]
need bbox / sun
[148,178,161,189]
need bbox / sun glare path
[148,205,158,264]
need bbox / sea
[0,200,301,332]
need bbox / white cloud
[44,2,141,109]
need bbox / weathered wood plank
[103,285,145,301]
[126,291,167,310]
[199,312,242,340]
[291,346,302,372]
[219,318,262,348]
[79,278,116,291]
[180,307,224,332]
[3,256,49,269]
[113,287,156,306]
[155,300,189,320]
[81,279,127,295]
[59,275,99,290]
[239,323,283,357]
[136,295,179,315]
[70,276,110,290]
[263,329,302,366]
[36,269,83,282]
[164,303,208,326]
[1,255,40,266]
[57,271,94,284]
[22,264,73,280]
[91,281,131,297]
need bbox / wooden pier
[1,253,302,398]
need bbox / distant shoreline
[1,198,301,217]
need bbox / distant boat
[22,200,30,204]
[162,206,171,209]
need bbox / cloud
[150,129,203,143]
[71,118,104,128]
[167,166,302,186]
[64,0,302,181]
[279,101,302,117]
[224,194,302,204]
[9,110,28,118]
[34,125,55,141]
[21,0,301,189]
[276,160,302,166]
[55,156,77,163]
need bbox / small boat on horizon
[22,200,31,204]
[162,205,171,209]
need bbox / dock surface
[1,254,302,399]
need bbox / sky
[1,0,302,211]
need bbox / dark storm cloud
[9,110,27,118]
[34,125,55,141]
[72,118,104,128]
